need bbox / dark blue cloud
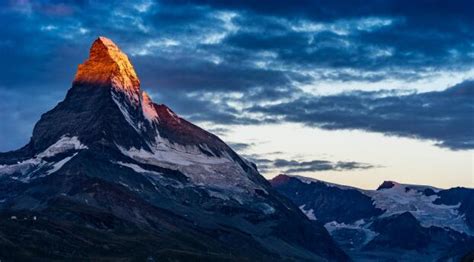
[162,0,474,71]
[163,0,473,27]
[0,0,473,152]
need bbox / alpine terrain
[0,37,348,261]
[271,175,474,261]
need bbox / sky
[0,0,473,189]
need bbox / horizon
[1,1,473,190]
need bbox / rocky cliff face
[0,37,347,261]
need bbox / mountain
[0,37,348,261]
[271,175,474,261]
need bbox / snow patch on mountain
[44,153,78,176]
[119,134,231,167]
[0,158,42,176]
[299,205,317,220]
[37,136,87,158]
[4,153,77,182]
[324,219,378,245]
[0,136,87,181]
[206,189,232,201]
[115,161,161,176]
[258,203,276,215]
[118,134,264,196]
[111,90,143,133]
[366,183,471,235]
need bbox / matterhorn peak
[73,36,140,92]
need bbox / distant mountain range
[271,174,474,261]
[0,37,347,261]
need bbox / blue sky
[0,0,473,188]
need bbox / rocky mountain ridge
[271,174,474,261]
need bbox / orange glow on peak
[73,36,140,91]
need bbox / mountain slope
[270,174,474,261]
[0,37,347,261]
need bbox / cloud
[249,80,474,150]
[242,155,376,174]
[228,142,255,152]
[273,159,375,173]
[161,0,474,75]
